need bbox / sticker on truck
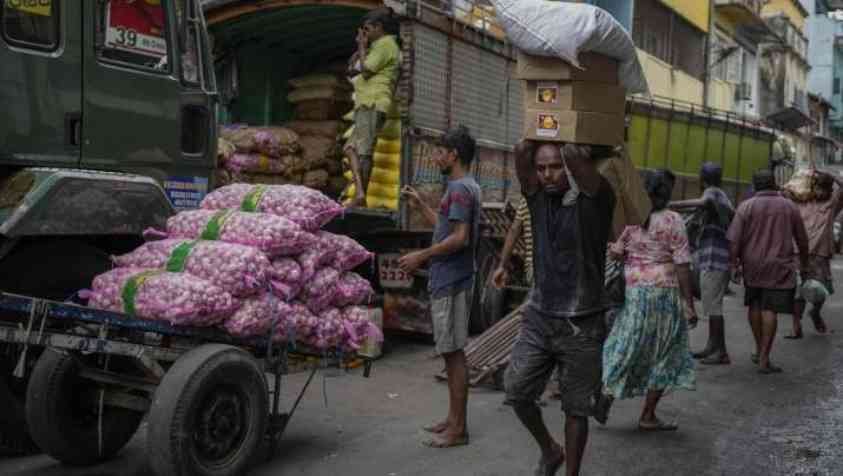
[164,176,208,211]
[6,0,52,17]
[104,0,167,58]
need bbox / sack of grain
[288,73,348,90]
[288,87,351,104]
[221,125,300,156]
[294,100,353,121]
[86,267,239,326]
[304,169,330,190]
[200,184,345,231]
[113,239,274,297]
[225,153,291,175]
[299,136,340,164]
[162,209,316,256]
[286,120,344,139]
[783,169,817,202]
[223,293,293,338]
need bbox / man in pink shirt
[787,171,843,338]
[727,170,809,374]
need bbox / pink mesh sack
[86,267,239,326]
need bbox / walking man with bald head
[498,141,615,476]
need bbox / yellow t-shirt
[354,35,401,114]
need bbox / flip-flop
[423,433,469,449]
[751,353,759,364]
[638,420,678,432]
[784,333,803,340]
[423,422,449,434]
[758,364,783,375]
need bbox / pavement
[4,262,843,475]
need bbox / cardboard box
[516,51,619,83]
[524,109,624,146]
[523,81,626,114]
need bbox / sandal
[751,353,759,364]
[638,419,678,432]
[784,333,803,340]
[758,364,783,375]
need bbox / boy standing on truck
[399,125,481,448]
[501,140,615,476]
[346,8,401,208]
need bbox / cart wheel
[147,344,268,476]
[25,349,144,465]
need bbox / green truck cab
[0,0,216,297]
[0,0,216,455]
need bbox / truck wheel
[147,344,268,476]
[469,252,505,334]
[25,349,144,465]
[0,347,39,456]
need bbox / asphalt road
[4,262,843,475]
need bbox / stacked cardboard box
[516,51,626,146]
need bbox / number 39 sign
[104,0,167,58]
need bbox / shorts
[700,269,730,317]
[744,287,795,315]
[505,307,607,417]
[350,107,387,157]
[431,288,471,355]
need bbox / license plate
[378,253,413,289]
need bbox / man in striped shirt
[495,196,534,287]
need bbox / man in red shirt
[727,169,809,374]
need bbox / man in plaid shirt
[671,163,734,365]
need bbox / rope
[14,299,46,378]
[98,354,111,458]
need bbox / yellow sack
[367,196,399,211]
[380,120,401,140]
[371,167,400,186]
[367,182,400,200]
[376,139,401,155]
[373,151,401,169]
[343,126,354,141]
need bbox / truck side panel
[0,1,82,169]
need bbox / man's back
[728,191,805,289]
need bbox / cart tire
[147,344,268,476]
[25,349,143,465]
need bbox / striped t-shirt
[515,196,534,283]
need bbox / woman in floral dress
[602,169,697,431]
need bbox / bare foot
[535,443,564,476]
[423,421,449,434]
[423,431,469,448]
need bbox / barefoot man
[498,141,615,476]
[399,125,481,448]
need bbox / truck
[0,0,523,465]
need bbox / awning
[714,2,778,44]
[766,106,815,131]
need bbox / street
[3,261,843,476]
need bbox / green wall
[628,111,773,200]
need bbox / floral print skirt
[602,286,696,399]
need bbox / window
[633,0,706,80]
[834,78,840,95]
[2,0,59,50]
[98,0,170,72]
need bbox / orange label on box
[536,113,559,138]
[536,82,558,105]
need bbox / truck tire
[0,348,39,456]
[469,249,506,335]
[147,344,268,476]
[25,349,144,465]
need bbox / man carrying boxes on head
[496,51,623,476]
